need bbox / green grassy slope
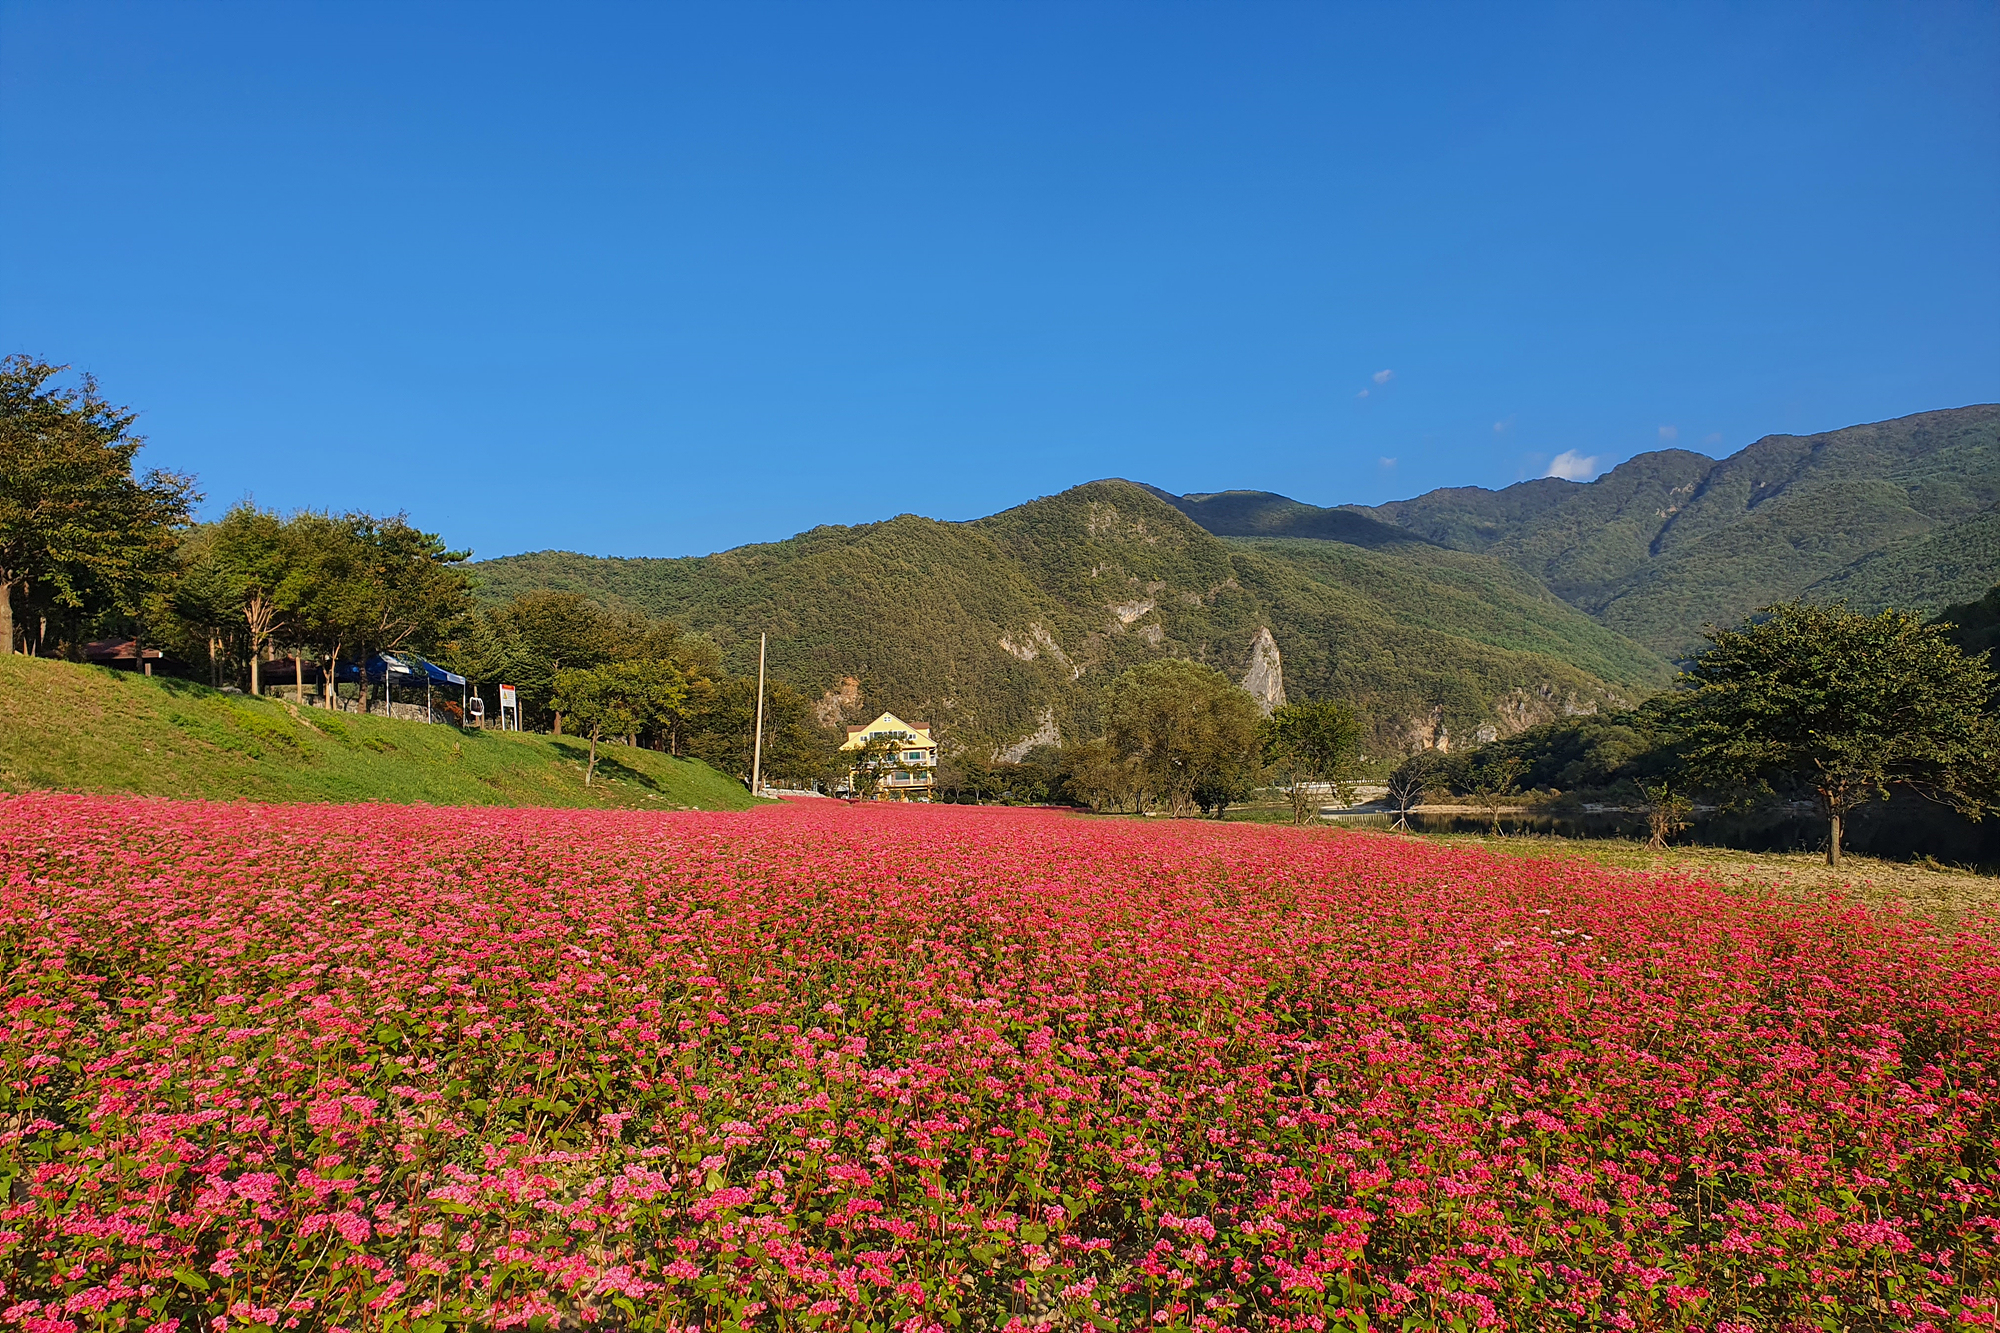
[474,481,1670,755]
[0,655,756,810]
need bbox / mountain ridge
[1155,405,1999,651]
[471,405,1995,758]
[474,481,1667,759]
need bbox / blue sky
[3,3,1996,560]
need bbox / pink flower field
[0,794,1995,1333]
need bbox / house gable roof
[840,711,934,750]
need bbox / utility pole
[750,632,768,797]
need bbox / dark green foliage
[0,356,198,657]
[1142,484,1428,547]
[1261,698,1364,824]
[1939,582,2000,666]
[550,662,684,786]
[1101,658,1264,817]
[1438,698,1687,796]
[472,480,1669,759]
[936,746,1072,805]
[1680,601,2000,865]
[1808,505,2000,616]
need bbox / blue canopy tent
[335,653,469,724]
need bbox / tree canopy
[1261,698,1364,825]
[1679,602,1998,865]
[0,356,196,655]
[1101,658,1263,817]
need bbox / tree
[1060,737,1136,813]
[483,591,622,731]
[1682,601,2000,867]
[208,504,298,695]
[843,732,906,801]
[1384,751,1451,832]
[1639,781,1693,851]
[0,357,196,655]
[550,665,647,786]
[1464,754,1524,835]
[153,526,243,687]
[602,659,689,747]
[286,511,373,708]
[1102,659,1263,817]
[347,513,473,663]
[754,682,840,788]
[1261,698,1364,825]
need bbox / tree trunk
[294,654,304,704]
[325,649,339,708]
[554,713,563,737]
[0,574,16,655]
[1828,812,1843,868]
[250,653,261,695]
[585,731,598,786]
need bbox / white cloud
[1372,369,1394,385]
[1378,456,1396,468]
[1355,388,1369,398]
[1658,425,1678,442]
[1704,432,1723,446]
[1544,450,1602,481]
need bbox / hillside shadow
[547,738,686,796]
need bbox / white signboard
[498,684,517,709]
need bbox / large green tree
[152,525,244,687]
[0,356,196,655]
[549,665,650,786]
[1261,698,1364,825]
[208,504,299,695]
[1682,601,2000,866]
[285,512,375,708]
[1102,658,1263,817]
[481,591,622,731]
[347,513,473,661]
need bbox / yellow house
[839,711,938,801]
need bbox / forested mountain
[1166,405,1999,654]
[475,482,1669,759]
[475,406,1995,759]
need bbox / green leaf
[172,1267,211,1292]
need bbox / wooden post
[750,633,767,797]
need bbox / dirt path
[1396,829,2000,933]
